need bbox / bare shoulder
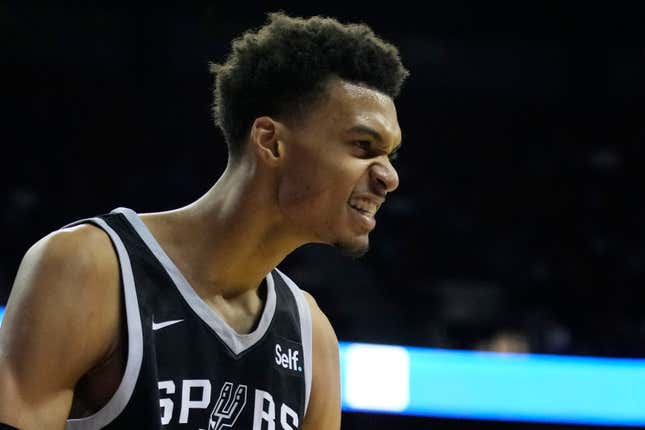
[11,223,121,331]
[18,222,117,283]
[0,222,122,428]
[301,291,338,349]
[301,290,340,371]
[10,222,122,359]
[31,222,115,270]
[301,290,341,430]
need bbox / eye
[354,140,372,151]
[388,149,400,162]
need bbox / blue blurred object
[0,306,4,327]
[340,341,645,427]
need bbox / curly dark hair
[210,12,409,161]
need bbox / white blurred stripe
[343,343,410,411]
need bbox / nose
[369,158,399,196]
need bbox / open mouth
[348,198,378,217]
[347,198,379,230]
[348,203,374,217]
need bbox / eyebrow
[348,124,402,152]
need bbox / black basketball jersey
[64,207,312,430]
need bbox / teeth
[349,199,378,216]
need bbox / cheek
[278,151,357,216]
[278,166,334,215]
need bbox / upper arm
[301,291,341,430]
[0,225,121,430]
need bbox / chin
[333,237,370,259]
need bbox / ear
[249,116,285,165]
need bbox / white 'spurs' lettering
[158,379,299,429]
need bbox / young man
[0,12,408,430]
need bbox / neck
[144,160,303,299]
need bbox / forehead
[308,79,401,141]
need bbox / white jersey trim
[64,217,144,430]
[275,269,313,416]
[113,207,277,356]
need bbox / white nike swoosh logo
[152,319,184,331]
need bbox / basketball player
[0,12,408,430]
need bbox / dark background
[2,2,644,429]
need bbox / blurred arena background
[1,2,644,429]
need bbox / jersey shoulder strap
[274,268,313,413]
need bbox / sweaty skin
[0,77,401,430]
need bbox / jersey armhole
[63,217,144,430]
